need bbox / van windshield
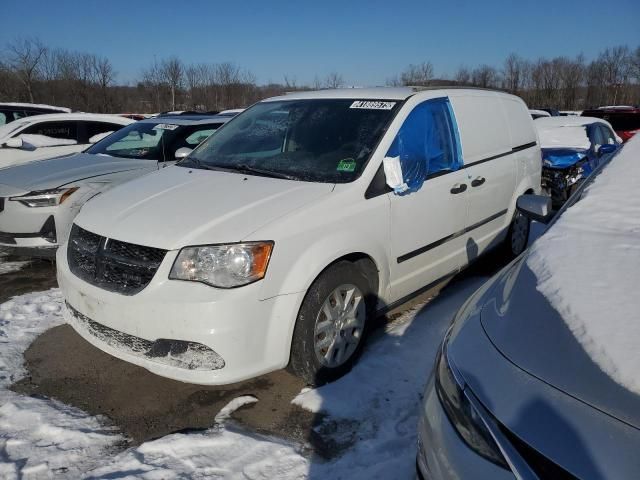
[181,99,400,182]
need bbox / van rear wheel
[288,262,373,386]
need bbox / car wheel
[288,261,374,386]
[502,209,530,259]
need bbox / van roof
[263,86,513,102]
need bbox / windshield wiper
[182,159,297,180]
[230,163,298,180]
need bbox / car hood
[541,148,588,169]
[74,165,335,250]
[0,153,154,194]
[480,257,640,430]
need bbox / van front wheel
[288,262,373,386]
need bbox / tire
[501,208,530,259]
[288,261,374,386]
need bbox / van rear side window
[386,97,462,193]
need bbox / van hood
[0,153,154,194]
[480,258,640,430]
[74,165,335,250]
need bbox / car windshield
[86,121,224,161]
[181,99,401,182]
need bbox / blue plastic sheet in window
[386,98,463,195]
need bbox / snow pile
[214,396,259,423]
[536,123,590,150]
[0,290,123,478]
[528,136,640,394]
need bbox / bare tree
[94,56,115,112]
[6,37,47,102]
[502,53,527,93]
[472,64,500,88]
[312,75,322,90]
[325,72,344,88]
[400,62,434,86]
[454,66,471,86]
[161,57,183,111]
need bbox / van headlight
[169,242,273,288]
[10,187,78,207]
[435,336,508,468]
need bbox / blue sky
[2,0,639,86]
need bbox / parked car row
[0,91,634,478]
[0,114,231,256]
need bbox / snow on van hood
[0,153,155,195]
[528,135,640,396]
[536,124,591,150]
[74,165,335,250]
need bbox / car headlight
[169,242,273,288]
[10,187,78,208]
[435,335,508,468]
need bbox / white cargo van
[57,87,541,385]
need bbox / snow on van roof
[527,135,640,395]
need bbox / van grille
[68,224,167,295]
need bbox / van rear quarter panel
[449,92,511,164]
[500,96,542,196]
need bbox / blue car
[536,117,621,207]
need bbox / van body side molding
[397,209,508,264]
[462,141,538,169]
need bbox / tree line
[0,37,638,113]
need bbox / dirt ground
[2,251,503,458]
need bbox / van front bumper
[57,246,305,385]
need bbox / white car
[0,102,71,126]
[0,115,230,257]
[57,87,541,386]
[0,113,133,169]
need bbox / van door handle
[471,176,486,187]
[450,183,467,194]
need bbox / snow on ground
[0,290,123,479]
[0,274,487,478]
[528,136,640,395]
[0,254,31,275]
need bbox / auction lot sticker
[153,123,179,130]
[350,101,396,110]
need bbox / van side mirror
[174,147,193,160]
[516,194,554,224]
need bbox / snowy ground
[0,274,487,479]
[0,252,31,276]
